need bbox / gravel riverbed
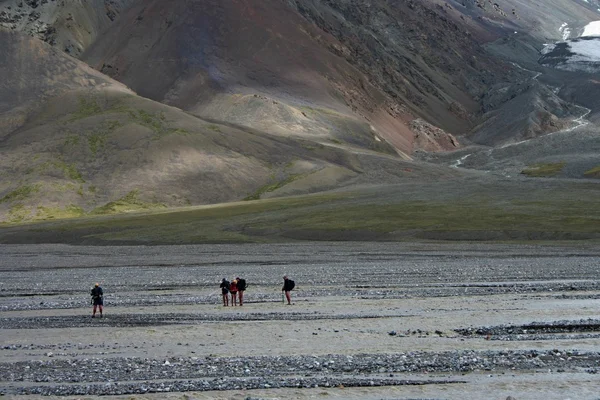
[1,242,599,399]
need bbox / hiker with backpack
[220,278,230,306]
[282,276,295,305]
[236,277,247,306]
[90,283,104,318]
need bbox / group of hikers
[220,277,247,306]
[220,276,295,306]
[89,275,296,316]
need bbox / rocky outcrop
[471,78,581,146]
[0,0,135,56]
[287,0,516,134]
[410,119,460,152]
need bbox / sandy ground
[1,242,599,399]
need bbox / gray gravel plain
[1,242,600,399]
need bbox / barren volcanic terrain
[2,0,600,227]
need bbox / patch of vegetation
[244,174,305,201]
[127,110,164,134]
[105,120,123,130]
[54,161,85,183]
[85,120,122,156]
[66,98,186,141]
[70,97,103,121]
[300,141,325,151]
[88,185,97,194]
[329,138,343,145]
[0,184,41,203]
[521,162,566,177]
[7,204,30,223]
[122,109,186,139]
[284,160,296,169]
[88,132,107,156]
[36,205,85,221]
[2,183,600,243]
[169,128,190,136]
[205,124,222,133]
[583,165,600,178]
[64,135,80,147]
[254,197,599,237]
[52,183,77,193]
[91,190,167,215]
[299,105,341,116]
[27,160,84,183]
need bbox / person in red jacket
[236,277,247,306]
[229,279,238,306]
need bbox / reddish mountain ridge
[82,0,421,155]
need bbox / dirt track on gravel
[1,242,599,399]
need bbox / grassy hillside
[2,69,456,224]
[0,88,417,223]
[1,179,598,244]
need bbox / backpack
[237,278,247,291]
[91,287,102,299]
[289,279,295,290]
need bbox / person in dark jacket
[220,278,230,306]
[282,276,294,305]
[90,283,103,318]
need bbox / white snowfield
[545,38,600,72]
[582,20,600,37]
[541,20,600,73]
[569,38,600,62]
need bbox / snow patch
[568,39,600,62]
[559,23,572,40]
[582,21,600,37]
[541,44,554,55]
[540,37,600,73]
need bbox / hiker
[220,278,230,306]
[90,283,104,318]
[229,278,238,306]
[236,277,247,306]
[282,276,295,305]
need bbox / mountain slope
[2,0,600,229]
[0,29,132,136]
[0,30,461,224]
[82,0,509,155]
